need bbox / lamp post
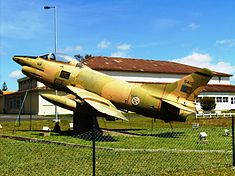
[44,6,59,122]
[44,6,57,53]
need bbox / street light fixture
[44,5,59,122]
[44,6,52,9]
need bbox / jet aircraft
[13,53,213,133]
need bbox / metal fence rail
[196,112,235,119]
[0,116,234,175]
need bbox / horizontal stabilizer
[67,86,128,121]
[163,99,196,113]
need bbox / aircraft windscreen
[40,53,56,60]
[54,53,75,62]
[55,53,83,67]
[39,53,83,67]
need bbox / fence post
[232,115,235,167]
[92,116,96,176]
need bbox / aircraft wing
[67,86,128,121]
[163,99,196,113]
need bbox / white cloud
[117,43,131,50]
[60,45,84,53]
[110,43,131,57]
[210,62,235,74]
[9,70,23,79]
[188,23,200,30]
[172,52,235,75]
[97,40,111,49]
[216,39,235,47]
[111,51,129,58]
[173,52,211,67]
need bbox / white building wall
[38,90,72,115]
[196,92,235,111]
[208,76,230,85]
[37,81,46,87]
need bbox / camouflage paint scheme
[13,53,213,123]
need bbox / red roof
[83,56,232,77]
[204,84,235,92]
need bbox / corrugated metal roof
[83,56,232,77]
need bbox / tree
[199,97,216,111]
[84,54,92,59]
[74,54,84,61]
[74,54,92,61]
[1,81,8,91]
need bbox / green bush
[199,97,216,111]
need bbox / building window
[231,97,235,104]
[223,97,228,103]
[216,97,222,103]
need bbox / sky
[0,0,235,91]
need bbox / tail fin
[162,68,213,103]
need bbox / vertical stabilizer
[163,68,213,103]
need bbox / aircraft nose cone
[13,56,25,66]
[13,55,37,66]
[13,56,20,62]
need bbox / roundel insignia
[131,96,140,106]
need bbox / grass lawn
[0,115,234,175]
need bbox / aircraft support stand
[73,111,100,134]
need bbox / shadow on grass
[73,130,117,142]
[110,129,185,138]
[51,130,117,142]
[14,128,185,141]
[14,129,118,142]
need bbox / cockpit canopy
[39,53,83,67]
[40,53,56,60]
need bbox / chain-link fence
[0,116,234,175]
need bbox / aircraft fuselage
[13,53,213,122]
